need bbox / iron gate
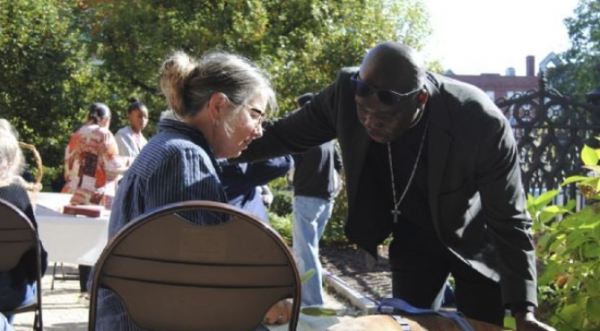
[495,75,600,200]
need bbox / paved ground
[12,264,355,331]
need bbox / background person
[95,50,288,330]
[0,126,48,326]
[62,102,129,209]
[290,92,343,308]
[0,119,39,189]
[61,102,129,294]
[235,42,554,331]
[114,97,149,159]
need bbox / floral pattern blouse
[62,124,125,209]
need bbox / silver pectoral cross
[391,208,401,224]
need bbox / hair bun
[129,97,140,104]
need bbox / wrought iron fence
[495,74,600,201]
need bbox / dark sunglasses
[350,72,423,106]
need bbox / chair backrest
[89,200,302,331]
[0,198,43,330]
[0,198,38,272]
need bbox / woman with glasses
[94,50,289,330]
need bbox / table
[35,192,110,266]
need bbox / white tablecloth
[35,192,110,266]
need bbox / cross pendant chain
[387,118,429,224]
[391,209,402,224]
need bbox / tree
[0,0,112,176]
[548,0,600,99]
[83,0,432,118]
[0,0,432,187]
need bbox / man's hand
[515,312,556,331]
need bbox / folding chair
[89,200,301,331]
[0,198,43,331]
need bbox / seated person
[0,126,48,325]
[0,119,39,191]
[94,50,290,330]
[160,110,294,222]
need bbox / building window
[486,91,495,100]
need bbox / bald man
[235,42,554,331]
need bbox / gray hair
[160,51,277,128]
[0,124,24,187]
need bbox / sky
[420,0,580,76]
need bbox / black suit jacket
[237,68,537,306]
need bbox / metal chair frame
[88,200,301,331]
[0,198,43,331]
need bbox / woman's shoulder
[146,136,211,164]
[115,126,132,137]
[96,125,115,137]
[76,124,114,140]
[0,183,31,209]
[0,182,29,195]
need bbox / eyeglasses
[248,107,265,128]
[350,72,423,106]
[223,93,265,128]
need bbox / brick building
[445,55,539,102]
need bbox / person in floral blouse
[62,102,129,210]
[62,102,129,294]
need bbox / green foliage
[301,307,337,317]
[527,141,600,330]
[300,268,316,284]
[547,0,600,99]
[321,177,349,245]
[268,177,350,246]
[503,316,516,330]
[0,0,112,171]
[84,0,432,118]
[271,189,293,217]
[268,211,293,245]
[269,176,349,245]
[1,0,432,186]
[268,176,291,191]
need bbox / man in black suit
[236,42,554,331]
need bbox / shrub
[268,212,293,245]
[271,189,293,216]
[321,183,349,245]
[527,143,600,330]
[268,174,350,246]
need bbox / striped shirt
[95,119,227,330]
